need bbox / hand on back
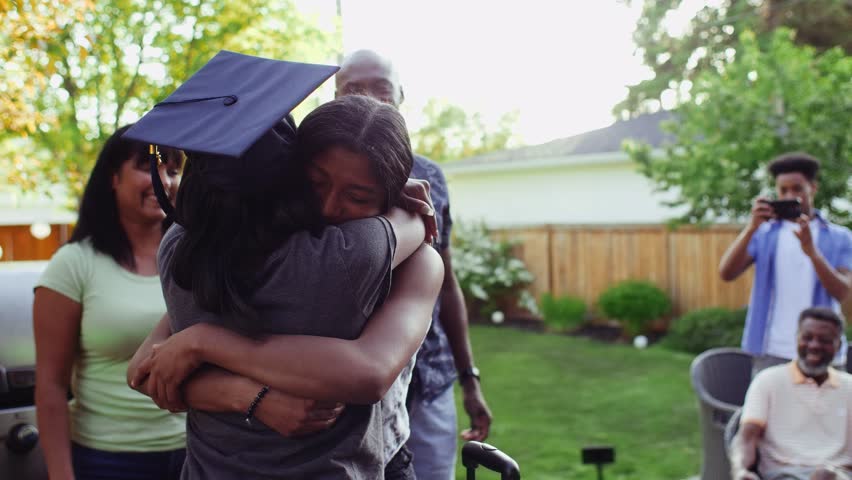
[399,178,438,244]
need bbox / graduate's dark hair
[169,118,319,325]
[297,95,413,209]
[69,124,182,270]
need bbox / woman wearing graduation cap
[126,52,442,479]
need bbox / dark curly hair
[767,152,821,181]
[799,306,845,332]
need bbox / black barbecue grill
[0,261,48,479]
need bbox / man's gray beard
[797,357,830,377]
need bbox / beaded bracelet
[245,385,270,426]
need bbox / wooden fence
[493,224,756,317]
[3,222,847,318]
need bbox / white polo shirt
[741,362,852,473]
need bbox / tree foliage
[626,29,851,227]
[0,0,90,134]
[1,0,338,201]
[452,220,537,318]
[409,98,520,163]
[617,0,852,117]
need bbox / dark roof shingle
[451,110,674,167]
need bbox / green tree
[0,0,92,135]
[616,0,852,117]
[1,0,338,201]
[626,29,851,227]
[409,98,520,163]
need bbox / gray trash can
[690,348,752,480]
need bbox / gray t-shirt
[158,218,396,480]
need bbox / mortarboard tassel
[149,144,176,219]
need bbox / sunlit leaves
[409,98,521,163]
[2,0,339,202]
[627,29,851,227]
[617,0,852,118]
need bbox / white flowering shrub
[452,220,537,318]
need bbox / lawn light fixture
[582,445,615,480]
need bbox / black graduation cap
[122,50,338,212]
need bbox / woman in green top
[33,125,186,480]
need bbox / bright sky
[299,0,668,146]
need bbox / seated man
[731,307,852,480]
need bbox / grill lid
[0,262,47,381]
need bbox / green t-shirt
[37,239,185,452]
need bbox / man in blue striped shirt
[719,152,851,374]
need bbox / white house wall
[445,160,686,227]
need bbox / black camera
[769,199,802,220]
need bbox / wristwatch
[458,366,481,384]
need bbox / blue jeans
[71,442,185,480]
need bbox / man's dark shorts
[385,444,416,480]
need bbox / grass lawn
[452,325,701,480]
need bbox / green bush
[452,220,537,318]
[540,293,586,332]
[597,280,671,336]
[662,307,746,354]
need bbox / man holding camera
[719,152,852,374]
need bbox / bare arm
[439,247,474,373]
[180,367,255,413]
[384,207,426,269]
[33,288,81,480]
[438,246,492,440]
[133,336,347,436]
[127,313,171,392]
[135,245,444,405]
[719,226,758,281]
[205,245,442,403]
[181,367,343,436]
[793,215,852,301]
[720,198,772,281]
[810,257,851,302]
[729,422,763,479]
